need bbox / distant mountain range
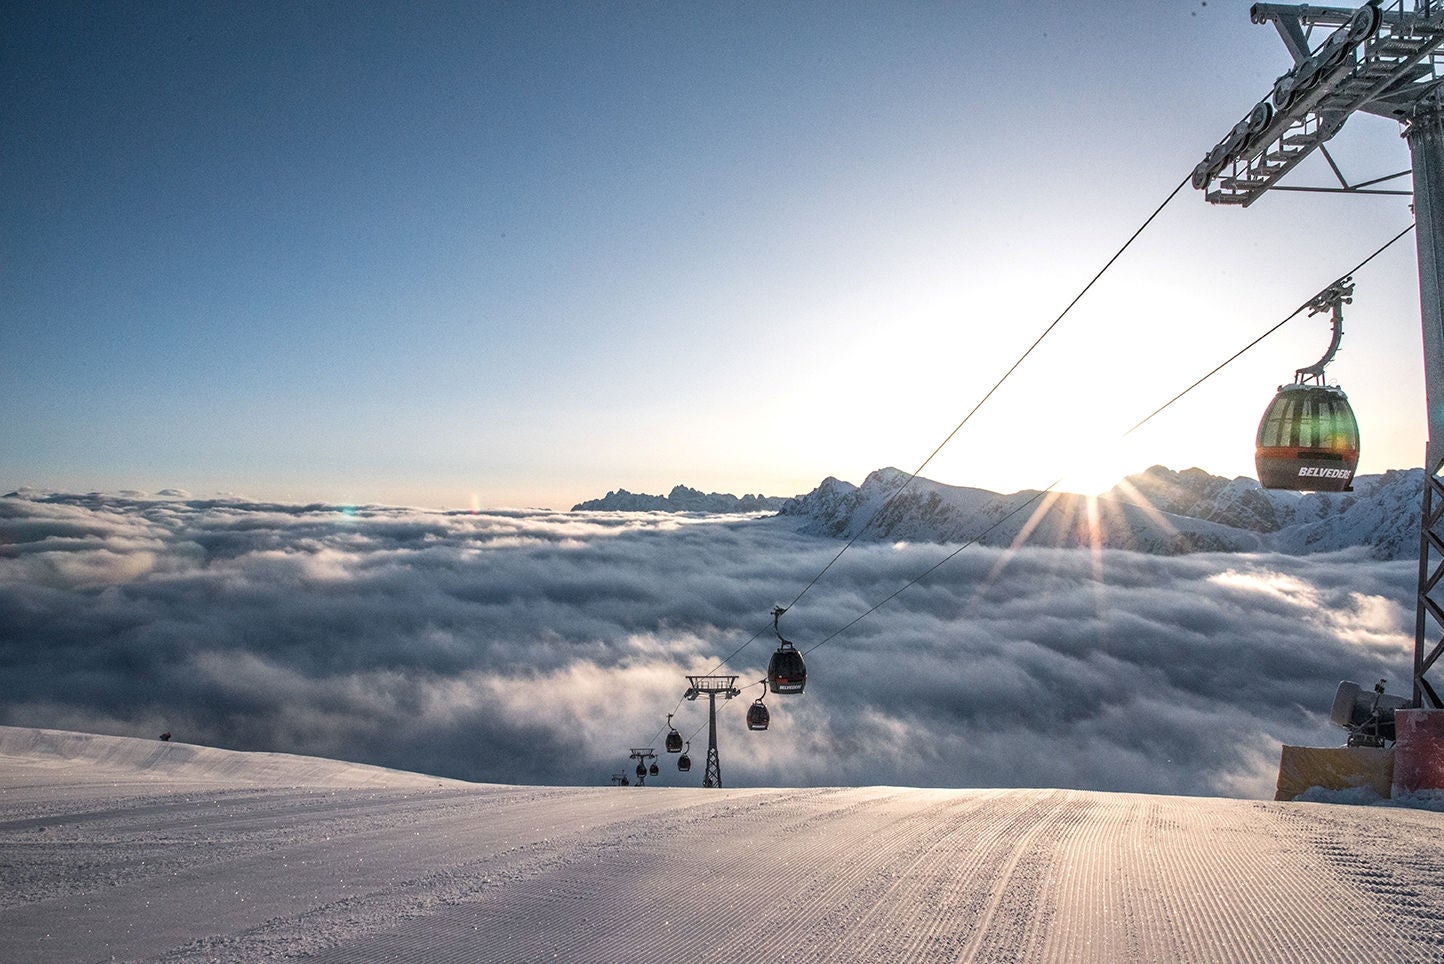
[780,466,1423,559]
[578,466,1425,559]
[571,484,789,513]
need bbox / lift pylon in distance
[685,675,740,788]
[1193,1,1444,706]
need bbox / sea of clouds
[0,491,1417,797]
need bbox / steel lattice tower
[685,675,739,788]
[1194,0,1444,706]
[1409,101,1444,707]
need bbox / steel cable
[623,201,1413,777]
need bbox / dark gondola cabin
[768,605,807,695]
[649,762,659,776]
[665,715,683,753]
[1255,383,1359,491]
[768,644,807,695]
[677,746,692,772]
[747,698,770,731]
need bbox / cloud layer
[0,492,1418,796]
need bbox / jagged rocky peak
[1106,465,1288,533]
[862,467,910,489]
[572,484,790,513]
[814,475,859,496]
[1109,465,1226,507]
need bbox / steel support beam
[703,691,722,788]
[684,674,738,788]
[1410,90,1444,707]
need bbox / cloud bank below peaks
[0,490,1417,796]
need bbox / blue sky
[1,1,1425,508]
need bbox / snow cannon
[1276,679,1411,801]
[1330,679,1409,747]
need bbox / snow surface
[4,727,1444,962]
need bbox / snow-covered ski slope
[3,727,1444,963]
[0,725,477,792]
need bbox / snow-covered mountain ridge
[778,465,1425,559]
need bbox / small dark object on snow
[159,732,171,741]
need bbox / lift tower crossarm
[1252,2,1444,118]
[1194,1,1444,207]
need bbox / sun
[1056,462,1131,498]
[1047,436,1145,497]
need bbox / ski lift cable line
[704,625,771,677]
[644,702,686,753]
[777,173,1195,621]
[790,225,1415,659]
[627,630,762,767]
[629,169,1253,761]
[800,481,1061,657]
[627,224,1414,777]
[1122,221,1416,438]
[642,172,1193,752]
[652,675,768,765]
[689,678,766,736]
[658,671,761,747]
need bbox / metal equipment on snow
[1331,678,1410,747]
